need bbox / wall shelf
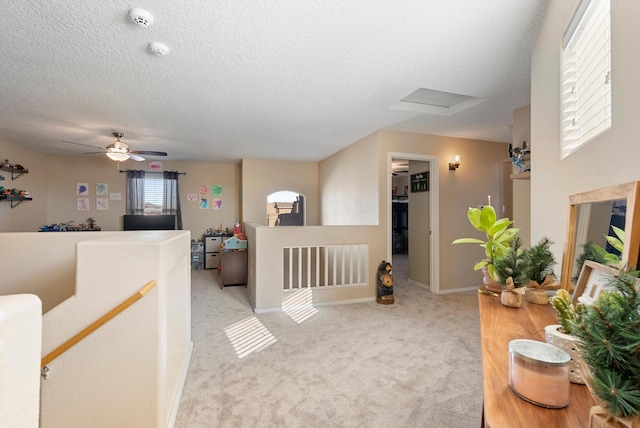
[0,165,29,180]
[510,171,531,180]
[0,195,33,208]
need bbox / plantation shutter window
[561,0,611,159]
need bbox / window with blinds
[144,174,165,214]
[561,0,611,159]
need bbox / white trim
[408,278,429,289]
[387,152,440,294]
[167,341,193,428]
[436,286,479,295]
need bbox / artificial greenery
[573,227,625,281]
[494,236,528,288]
[452,205,519,281]
[523,237,556,285]
[569,269,640,418]
[549,289,579,334]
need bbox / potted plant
[569,268,640,425]
[546,288,586,384]
[452,205,519,291]
[523,237,560,304]
[573,226,624,281]
[493,236,528,307]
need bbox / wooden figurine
[376,261,394,304]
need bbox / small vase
[544,324,586,384]
[500,287,525,308]
[481,266,502,293]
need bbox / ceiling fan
[63,132,168,162]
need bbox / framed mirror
[561,181,640,290]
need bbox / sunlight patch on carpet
[282,288,318,324]
[225,316,277,359]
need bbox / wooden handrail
[41,280,157,368]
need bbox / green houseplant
[452,205,519,286]
[523,237,560,304]
[573,226,625,281]
[493,236,528,307]
[570,269,640,421]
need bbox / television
[123,215,176,231]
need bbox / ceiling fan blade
[129,154,145,162]
[83,151,107,155]
[62,140,105,151]
[131,150,167,157]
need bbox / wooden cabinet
[478,293,595,427]
[220,250,247,288]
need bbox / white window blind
[144,174,164,214]
[561,0,611,159]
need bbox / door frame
[387,152,440,293]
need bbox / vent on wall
[391,88,484,116]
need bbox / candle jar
[508,339,571,408]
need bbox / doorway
[388,153,439,293]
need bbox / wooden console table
[479,292,595,427]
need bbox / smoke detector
[148,42,169,56]
[129,8,154,27]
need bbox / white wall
[0,232,127,313]
[0,294,41,428]
[531,0,640,270]
[38,231,192,428]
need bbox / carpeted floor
[174,254,483,428]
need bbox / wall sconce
[449,155,461,171]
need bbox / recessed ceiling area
[392,88,484,116]
[0,1,548,163]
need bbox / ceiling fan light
[106,152,130,162]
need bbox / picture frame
[410,171,429,192]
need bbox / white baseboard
[436,286,479,295]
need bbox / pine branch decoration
[570,269,640,418]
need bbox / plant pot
[589,405,640,428]
[500,286,525,308]
[525,287,549,305]
[544,324,586,384]
[481,266,502,293]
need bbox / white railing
[283,244,367,290]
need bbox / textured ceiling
[0,1,547,163]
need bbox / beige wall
[512,104,531,248]
[408,160,430,286]
[379,129,507,292]
[0,137,241,238]
[319,132,379,225]
[241,158,319,226]
[531,0,640,272]
[0,138,48,232]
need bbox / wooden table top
[478,292,596,428]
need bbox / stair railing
[41,280,157,376]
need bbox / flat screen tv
[123,215,176,231]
